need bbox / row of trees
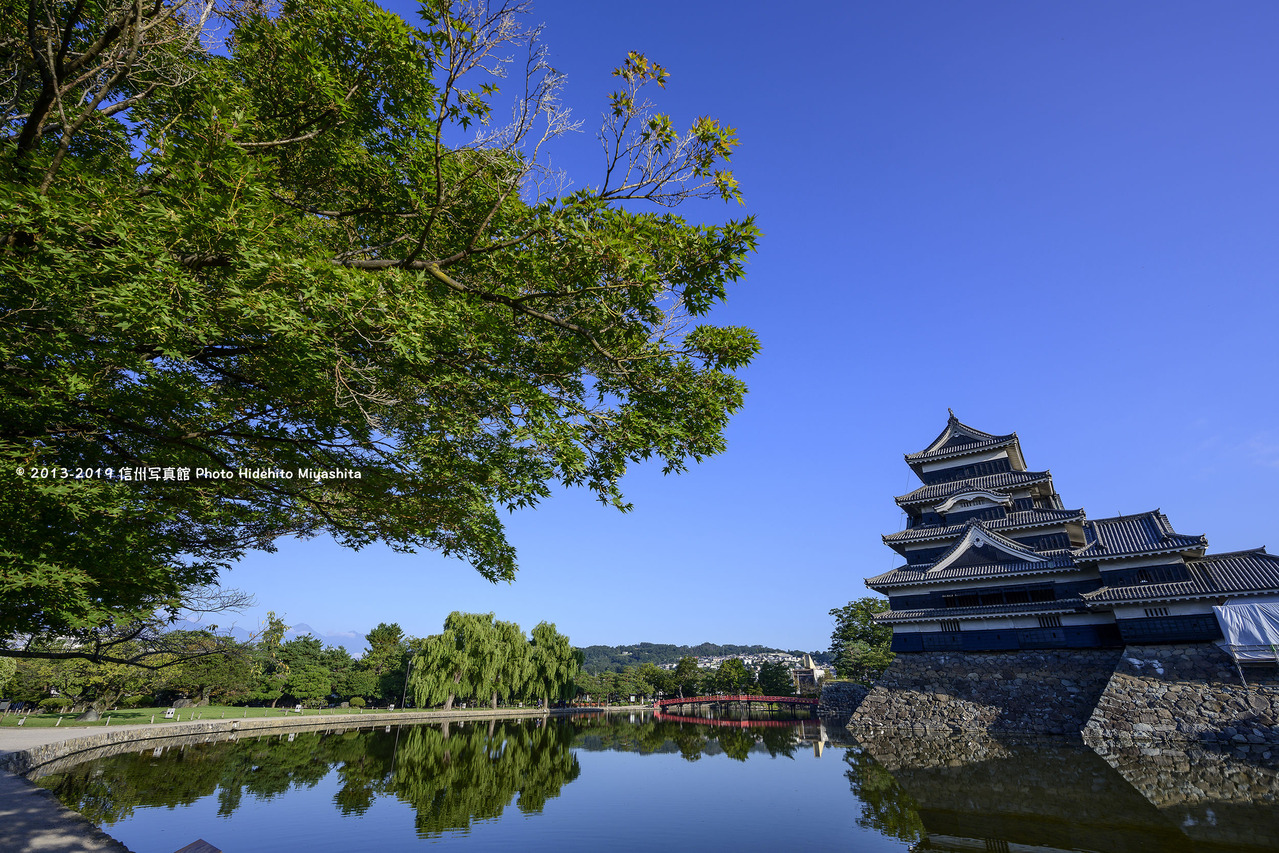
[3,618,416,712]
[411,613,580,710]
[3,608,836,713]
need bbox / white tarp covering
[1214,603,1279,663]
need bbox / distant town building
[868,413,1279,652]
[792,653,826,691]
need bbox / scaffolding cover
[1214,603,1279,662]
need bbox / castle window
[940,619,960,633]
[1037,615,1062,628]
[1144,607,1170,618]
[1028,586,1055,602]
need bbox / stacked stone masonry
[850,648,1123,736]
[816,681,868,724]
[1083,643,1279,744]
[845,643,1279,742]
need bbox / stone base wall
[817,681,868,723]
[1083,643,1279,745]
[849,648,1124,736]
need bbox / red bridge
[652,694,818,713]
[651,711,819,728]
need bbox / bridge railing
[652,694,818,709]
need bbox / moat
[28,713,1279,853]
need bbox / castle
[867,413,1279,653]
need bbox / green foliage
[844,747,925,843]
[156,632,254,705]
[757,660,794,696]
[712,658,753,693]
[829,598,895,686]
[348,696,365,708]
[1,0,758,646]
[0,656,14,694]
[672,656,703,697]
[410,613,578,709]
[528,622,581,704]
[39,696,73,711]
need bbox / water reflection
[33,715,828,835]
[29,715,1279,853]
[852,729,1279,853]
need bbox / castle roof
[866,551,1078,590]
[904,412,1021,469]
[875,597,1086,624]
[895,470,1052,508]
[1073,511,1207,563]
[883,508,1085,548]
[1082,548,1279,605]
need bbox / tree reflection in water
[842,746,924,844]
[34,715,824,837]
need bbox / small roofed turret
[904,410,1027,475]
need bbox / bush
[39,697,73,712]
[348,696,366,708]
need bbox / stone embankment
[848,648,1123,735]
[842,642,1279,742]
[816,681,867,724]
[1083,643,1279,745]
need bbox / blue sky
[211,1,1279,654]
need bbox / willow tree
[489,618,531,709]
[528,622,580,706]
[411,611,509,710]
[1,0,758,655]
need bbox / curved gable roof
[905,411,1021,471]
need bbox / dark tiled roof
[866,551,1079,590]
[884,508,1085,546]
[1074,511,1206,562]
[906,433,1019,464]
[905,414,1013,462]
[1083,548,1279,604]
[895,470,1052,507]
[875,597,1087,624]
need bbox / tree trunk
[491,692,498,709]
[443,693,455,711]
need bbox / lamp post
[400,655,415,710]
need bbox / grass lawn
[0,704,417,728]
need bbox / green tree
[0,656,14,694]
[528,622,581,706]
[284,665,333,707]
[157,632,254,705]
[361,624,407,681]
[489,619,531,708]
[248,612,289,707]
[1,0,758,657]
[757,660,794,696]
[410,612,501,710]
[672,656,702,698]
[637,662,672,698]
[713,658,752,694]
[829,598,895,685]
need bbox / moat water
[31,713,1279,852]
